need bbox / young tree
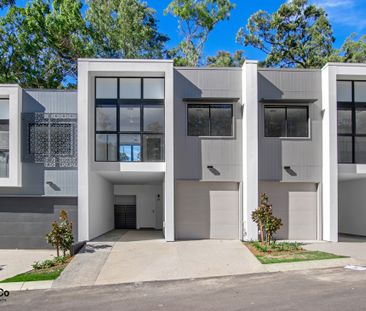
[165,0,235,66]
[46,210,74,257]
[46,221,62,257]
[206,50,245,67]
[252,193,283,244]
[237,0,335,68]
[59,210,74,257]
[86,0,168,59]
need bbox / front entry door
[114,205,136,229]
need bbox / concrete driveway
[304,234,366,261]
[94,230,265,285]
[55,230,265,287]
[0,249,55,281]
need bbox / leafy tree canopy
[206,50,245,67]
[331,34,366,63]
[237,0,335,68]
[0,0,168,88]
[86,0,168,59]
[165,0,235,66]
[0,0,14,9]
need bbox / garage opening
[175,181,239,240]
[338,178,366,238]
[114,195,136,229]
[259,182,319,240]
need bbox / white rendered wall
[339,179,366,236]
[242,61,259,241]
[321,65,338,242]
[114,185,163,229]
[77,59,174,241]
[322,63,366,242]
[0,85,22,187]
[88,172,114,239]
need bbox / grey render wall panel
[174,68,242,181]
[0,197,77,248]
[0,89,78,196]
[258,69,322,182]
[175,181,239,240]
[259,182,318,240]
[339,179,366,236]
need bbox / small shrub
[32,256,68,271]
[249,241,303,253]
[32,261,42,270]
[54,256,67,265]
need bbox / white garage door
[259,182,318,240]
[175,181,239,240]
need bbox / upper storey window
[0,99,9,177]
[337,80,366,163]
[187,104,233,137]
[264,106,309,138]
[95,77,165,162]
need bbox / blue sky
[3,0,366,62]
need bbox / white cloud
[311,0,366,31]
[315,0,355,8]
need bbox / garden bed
[245,241,347,264]
[0,256,72,283]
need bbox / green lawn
[245,242,347,265]
[0,267,65,283]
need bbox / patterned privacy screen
[22,113,77,167]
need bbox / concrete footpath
[0,280,53,291]
[0,249,55,281]
[1,232,366,291]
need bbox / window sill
[187,135,235,139]
[264,136,311,141]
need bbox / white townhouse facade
[0,59,365,248]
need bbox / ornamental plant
[252,193,283,245]
[59,210,74,257]
[46,210,74,257]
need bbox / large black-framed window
[264,105,309,138]
[337,80,366,164]
[95,77,165,162]
[187,104,233,137]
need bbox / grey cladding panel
[258,69,322,182]
[258,69,321,100]
[0,197,77,249]
[0,89,78,197]
[174,69,242,181]
[23,90,77,113]
[175,68,242,99]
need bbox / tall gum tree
[237,0,335,68]
[165,0,235,66]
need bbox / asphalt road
[2,268,366,311]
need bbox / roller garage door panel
[259,182,318,240]
[175,181,239,240]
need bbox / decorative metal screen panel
[22,113,77,167]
